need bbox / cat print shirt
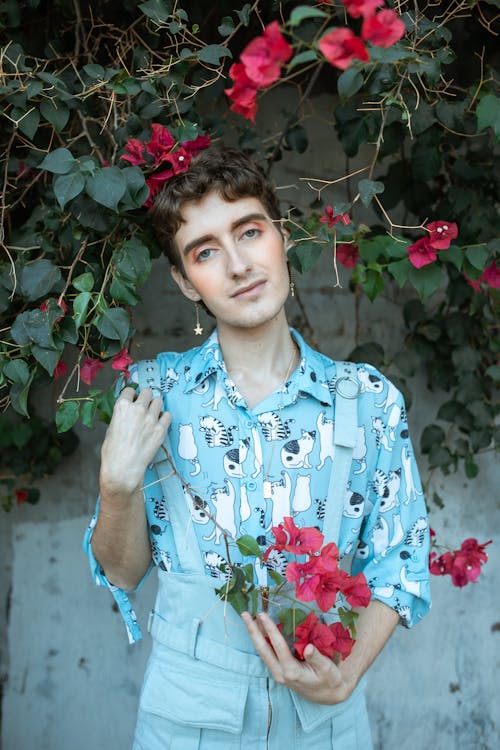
[84,328,431,643]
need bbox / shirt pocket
[139,642,249,734]
[292,678,368,736]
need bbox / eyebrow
[182,212,269,257]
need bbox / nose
[225,242,252,278]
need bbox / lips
[231,280,266,297]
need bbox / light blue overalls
[132,361,373,750]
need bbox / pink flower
[80,357,105,385]
[343,0,384,18]
[430,539,492,587]
[145,123,176,167]
[121,138,147,166]
[265,516,324,558]
[53,360,68,380]
[112,347,133,376]
[14,489,29,504]
[407,236,438,268]
[293,612,337,660]
[426,221,458,250]
[319,28,369,70]
[225,63,259,122]
[328,621,355,659]
[336,243,359,268]
[320,205,351,228]
[481,261,500,289]
[240,22,293,87]
[339,571,371,608]
[362,9,406,48]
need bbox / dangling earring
[289,265,295,297]
[194,303,203,335]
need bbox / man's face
[171,191,290,332]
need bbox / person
[84,147,431,749]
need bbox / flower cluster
[465,261,500,292]
[318,0,405,70]
[429,530,492,587]
[79,347,132,386]
[407,220,458,269]
[235,516,372,661]
[121,124,211,207]
[225,22,292,122]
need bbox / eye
[195,247,214,262]
[242,227,260,240]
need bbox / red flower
[53,360,68,380]
[14,489,29,504]
[80,357,105,385]
[362,9,406,48]
[293,612,337,660]
[320,205,351,228]
[319,28,369,70]
[407,236,437,268]
[426,221,458,250]
[40,297,68,323]
[481,261,500,289]
[343,0,384,18]
[265,516,324,559]
[145,123,176,167]
[328,621,355,659]
[310,564,348,612]
[183,134,212,157]
[430,539,491,587]
[225,63,259,122]
[339,571,371,608]
[112,347,133,376]
[286,560,322,602]
[121,138,147,166]
[240,22,293,88]
[336,243,359,268]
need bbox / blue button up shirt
[84,329,431,642]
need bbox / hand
[241,611,354,705]
[100,387,171,495]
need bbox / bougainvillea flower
[328,621,355,659]
[319,28,369,70]
[309,565,348,612]
[482,261,500,289]
[293,612,337,660]
[112,347,133,375]
[336,242,359,268]
[430,538,491,587]
[14,489,29,504]
[121,138,147,166]
[265,516,324,559]
[407,236,438,268]
[339,571,372,608]
[53,360,68,380]
[80,357,105,385]
[343,0,384,19]
[426,221,458,249]
[320,205,351,228]
[240,21,293,87]
[144,123,176,167]
[183,134,212,156]
[286,561,322,602]
[225,62,259,122]
[362,9,406,48]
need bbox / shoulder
[127,341,210,393]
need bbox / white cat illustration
[353,425,367,474]
[316,411,334,469]
[401,444,423,504]
[292,474,312,513]
[267,471,292,528]
[177,423,200,476]
[281,430,315,469]
[203,479,236,544]
[223,438,249,478]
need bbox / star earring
[194,303,203,335]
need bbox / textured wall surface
[2,109,499,748]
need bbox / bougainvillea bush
[0,0,498,584]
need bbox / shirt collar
[184,327,333,406]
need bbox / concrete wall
[2,101,499,748]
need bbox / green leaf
[197,45,232,65]
[485,364,500,382]
[31,345,62,375]
[268,569,285,586]
[139,0,172,23]
[286,124,308,154]
[73,291,92,328]
[109,278,141,306]
[20,258,62,301]
[338,68,364,100]
[236,535,263,560]
[420,424,445,454]
[290,6,328,25]
[288,49,318,71]
[39,148,76,175]
[80,399,98,428]
[408,264,444,300]
[218,16,235,36]
[387,258,411,287]
[11,309,54,347]
[358,179,385,207]
[17,107,40,139]
[73,272,94,292]
[439,245,463,270]
[3,359,30,385]
[348,341,385,367]
[83,63,105,79]
[465,454,479,479]
[113,239,151,284]
[10,380,32,417]
[94,307,130,343]
[235,3,251,25]
[54,172,86,209]
[278,607,307,636]
[362,268,384,301]
[96,387,116,423]
[465,246,489,271]
[56,401,80,433]
[476,94,500,139]
[40,99,70,131]
[86,167,127,210]
[288,241,322,273]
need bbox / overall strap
[322,361,360,546]
[137,358,204,574]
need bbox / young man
[85,148,431,749]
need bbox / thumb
[303,643,322,664]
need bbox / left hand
[241,611,354,705]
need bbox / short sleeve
[351,386,431,628]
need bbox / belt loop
[188,617,202,658]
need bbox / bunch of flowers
[217,516,371,661]
[121,123,211,207]
[429,529,492,587]
[407,221,459,269]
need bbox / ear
[171,266,201,302]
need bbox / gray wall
[2,101,499,748]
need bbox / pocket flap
[140,644,249,734]
[291,678,365,733]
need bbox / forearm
[91,482,152,590]
[339,598,400,695]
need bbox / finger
[159,411,172,430]
[118,386,137,401]
[304,644,341,680]
[255,612,295,662]
[148,396,163,420]
[241,613,281,670]
[135,387,154,405]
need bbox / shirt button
[247,481,257,491]
[245,420,254,429]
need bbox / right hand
[100,386,172,495]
